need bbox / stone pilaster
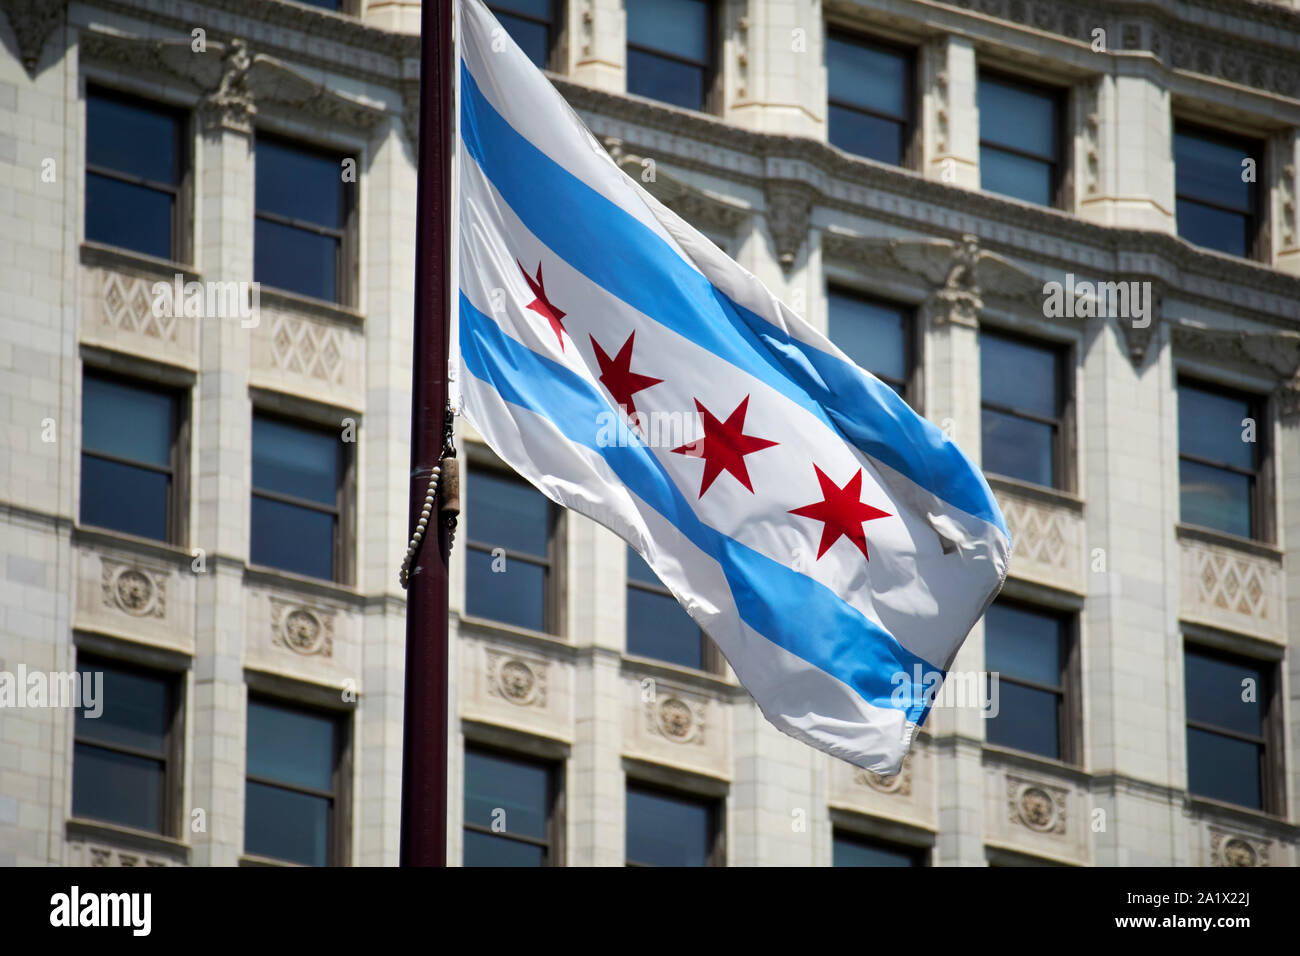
[921,35,978,189]
[1076,67,1176,234]
[566,0,625,94]
[723,0,824,139]
[189,113,254,867]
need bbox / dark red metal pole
[401,0,454,867]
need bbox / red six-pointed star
[671,395,778,497]
[590,332,663,422]
[789,464,891,561]
[516,259,567,350]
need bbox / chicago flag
[449,0,1011,773]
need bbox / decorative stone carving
[853,753,913,796]
[825,232,1040,321]
[1079,80,1101,197]
[100,271,180,341]
[100,561,166,619]
[1115,289,1162,369]
[485,649,547,707]
[1007,777,1068,835]
[199,38,256,133]
[646,693,705,745]
[1179,536,1280,638]
[765,181,815,269]
[0,0,66,76]
[70,840,173,867]
[1209,829,1269,867]
[995,488,1081,585]
[269,312,346,384]
[1169,320,1300,420]
[270,600,334,657]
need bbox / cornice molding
[78,30,388,135]
[81,0,417,81]
[557,77,1300,325]
[907,0,1300,99]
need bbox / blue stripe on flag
[459,60,1008,538]
[458,293,939,725]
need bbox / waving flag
[449,0,1011,773]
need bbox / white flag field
[448,0,1011,773]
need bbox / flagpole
[401,0,454,867]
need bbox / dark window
[296,0,350,11]
[1174,125,1262,259]
[979,73,1063,207]
[80,372,182,543]
[72,657,180,835]
[984,602,1073,762]
[254,136,354,303]
[626,783,721,866]
[826,33,913,167]
[827,289,914,401]
[627,546,720,671]
[85,89,187,261]
[463,747,561,866]
[245,698,345,866]
[250,415,348,582]
[1185,647,1280,812]
[1178,381,1265,541]
[980,331,1067,489]
[489,0,557,69]
[833,830,926,866]
[465,466,559,633]
[626,0,715,112]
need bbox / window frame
[1172,120,1265,262]
[1183,642,1285,815]
[825,284,921,409]
[84,85,193,264]
[978,328,1074,493]
[624,0,720,114]
[825,29,918,169]
[249,410,355,585]
[977,68,1067,209]
[79,366,189,546]
[464,460,565,635]
[1176,377,1272,543]
[462,743,565,866]
[71,652,185,838]
[983,598,1081,766]
[624,778,724,867]
[243,693,352,867]
[252,131,359,306]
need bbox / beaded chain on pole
[400,407,459,590]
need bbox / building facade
[2,0,1299,866]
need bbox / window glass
[83,376,174,467]
[626,0,708,61]
[72,661,170,833]
[466,471,550,557]
[984,603,1064,760]
[245,700,337,866]
[1177,384,1257,539]
[246,700,336,792]
[980,77,1056,157]
[254,138,346,301]
[833,833,922,866]
[626,786,713,866]
[251,417,340,580]
[80,375,175,541]
[980,334,1060,487]
[1174,128,1258,257]
[827,36,906,118]
[827,292,908,389]
[252,417,340,506]
[463,749,553,867]
[85,92,180,259]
